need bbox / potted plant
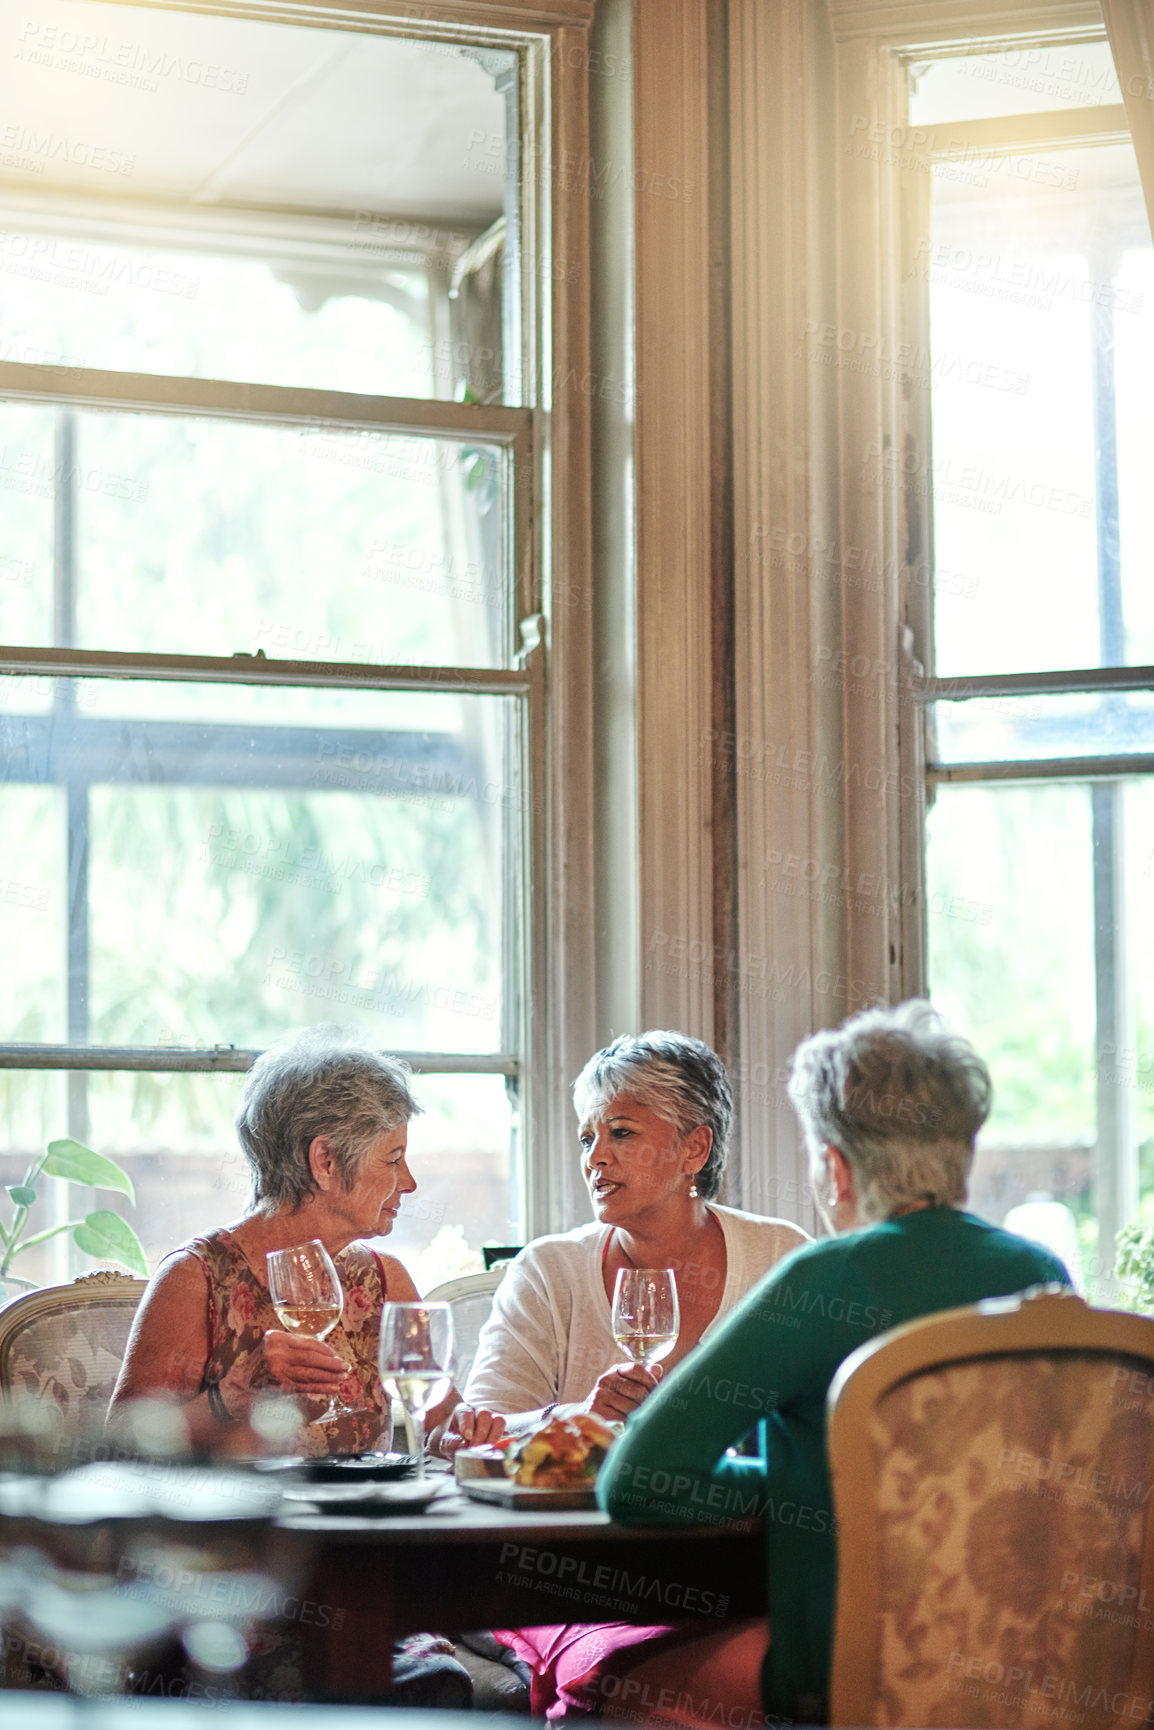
[1115,1223,1154,1315]
[0,1138,148,1300]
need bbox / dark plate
[280,1480,449,1515]
[254,1451,419,1483]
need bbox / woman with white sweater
[464,1029,808,1720]
[467,1029,806,1427]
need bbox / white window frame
[719,0,1149,1234]
[0,0,599,1247]
[816,0,1153,986]
[824,0,1154,1262]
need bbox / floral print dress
[181,1226,390,1455]
[159,1229,473,1705]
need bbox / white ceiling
[0,0,510,221]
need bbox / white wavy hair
[235,1027,421,1213]
[786,1000,992,1221]
[572,1030,733,1200]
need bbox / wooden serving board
[454,1445,510,1482]
[459,1478,599,1511]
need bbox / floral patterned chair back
[828,1289,1154,1730]
[0,1272,146,1433]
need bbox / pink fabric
[494,1624,681,1719]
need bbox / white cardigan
[464,1204,809,1412]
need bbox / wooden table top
[278,1482,762,1544]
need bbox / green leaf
[13,1221,84,1254]
[72,1211,148,1276]
[43,1139,136,1202]
[6,1185,36,1207]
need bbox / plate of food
[457,1412,616,1509]
[255,1451,420,1483]
[279,1478,449,1515]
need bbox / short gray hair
[236,1028,422,1213]
[786,1000,992,1222]
[572,1031,733,1201]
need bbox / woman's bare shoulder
[374,1252,421,1301]
[142,1246,211,1300]
[147,1222,253,1295]
[112,1249,211,1404]
[158,1243,206,1272]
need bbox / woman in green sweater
[598,1000,1070,1724]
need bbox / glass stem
[412,1407,426,1479]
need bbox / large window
[908,35,1154,1290]
[0,0,546,1289]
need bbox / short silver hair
[786,1000,991,1222]
[235,1028,421,1214]
[572,1031,733,1201]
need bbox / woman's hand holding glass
[207,1330,347,1428]
[583,1362,662,1423]
[265,1239,360,1423]
[258,1327,347,1394]
[578,1268,681,1424]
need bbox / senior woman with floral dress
[597,1001,1072,1727]
[110,1027,504,1704]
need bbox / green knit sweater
[598,1207,1070,1719]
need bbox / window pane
[910,42,1120,126]
[924,143,1153,674]
[371,1074,517,1291]
[0,1068,68,1290]
[0,406,509,670]
[0,0,518,401]
[1,677,520,1053]
[0,402,54,643]
[927,779,1154,1292]
[933,690,1154,764]
[0,786,65,1043]
[0,1068,516,1290]
[0,228,435,398]
[71,676,468,733]
[1116,251,1154,664]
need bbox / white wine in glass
[612,1268,680,1371]
[266,1239,358,1426]
[378,1302,454,1478]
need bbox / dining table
[0,1459,768,1706]
[281,1477,768,1702]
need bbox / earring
[689,1181,699,1198]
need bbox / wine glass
[266,1239,358,1426]
[612,1268,681,1372]
[378,1302,454,1479]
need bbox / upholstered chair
[828,1288,1154,1730]
[0,1271,146,1432]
